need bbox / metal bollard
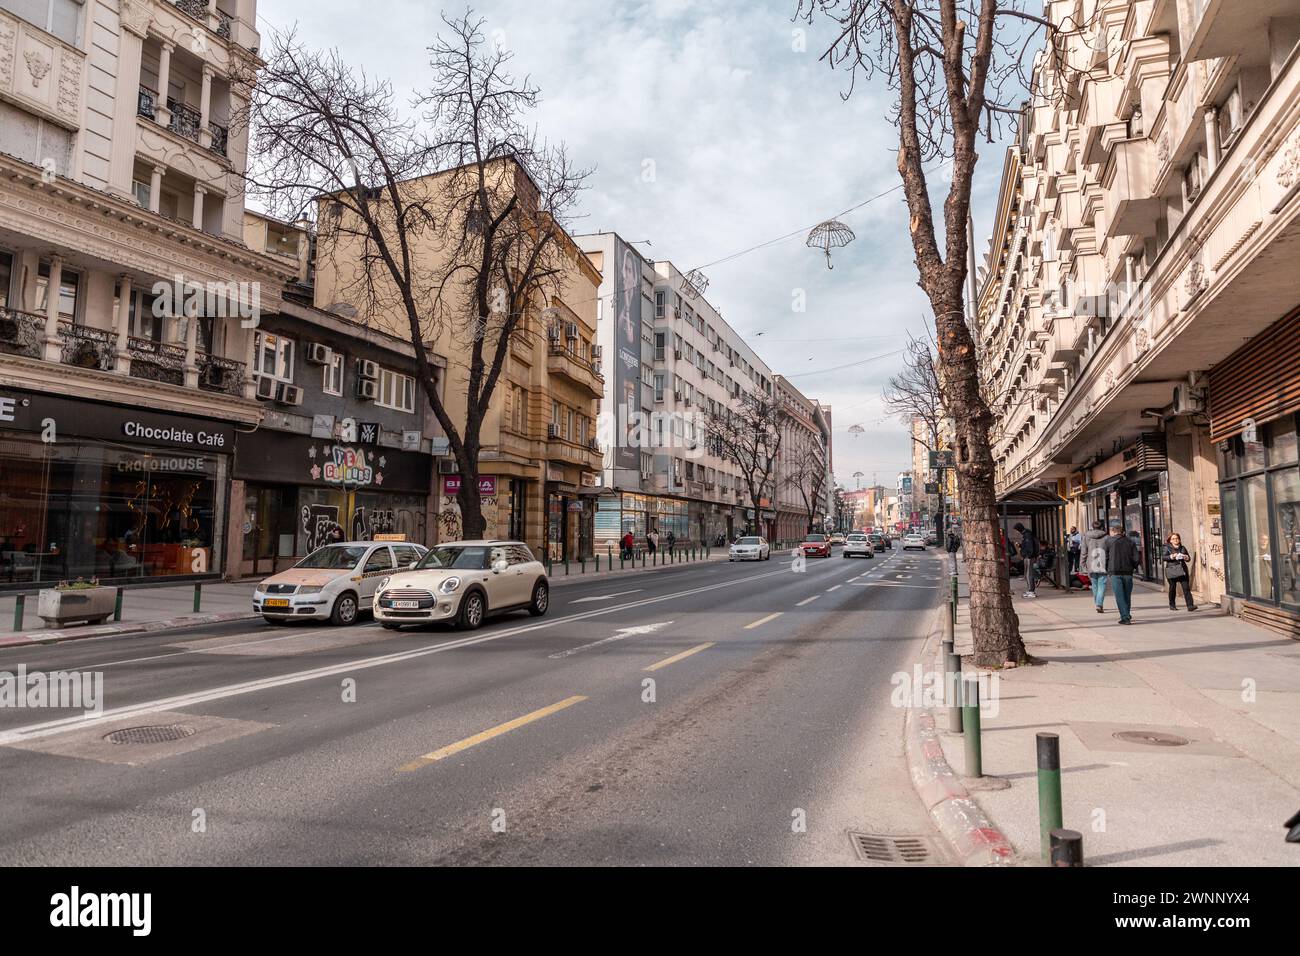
[595,555,600,573]
[1037,732,1064,861]
[114,587,123,622]
[961,672,982,778]
[13,593,24,632]
[943,638,963,734]
[193,583,202,613]
[581,558,586,574]
[1049,829,1084,867]
[564,557,570,576]
[619,550,624,571]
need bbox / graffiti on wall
[302,503,345,553]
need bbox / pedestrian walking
[1163,533,1198,612]
[1015,522,1040,597]
[1066,525,1082,578]
[1085,520,1109,611]
[665,530,676,554]
[647,528,659,555]
[621,530,634,561]
[1103,521,1142,624]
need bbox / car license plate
[391,600,420,609]
[264,598,289,607]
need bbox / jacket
[1084,529,1109,574]
[1104,533,1142,576]
[1162,543,1191,572]
[1018,530,1040,559]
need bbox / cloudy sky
[260,0,1012,490]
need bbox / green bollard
[13,593,24,632]
[193,583,202,613]
[962,673,982,778]
[114,587,123,622]
[1037,732,1064,862]
[943,637,963,734]
[564,557,570,576]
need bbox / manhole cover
[1112,730,1189,747]
[849,832,936,865]
[105,724,197,745]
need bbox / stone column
[109,20,148,198]
[155,42,174,127]
[192,184,206,231]
[116,274,134,375]
[1204,107,1221,173]
[199,65,214,149]
[41,254,64,362]
[184,310,200,388]
[242,325,258,399]
[149,165,164,214]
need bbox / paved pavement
[0,546,948,865]
[945,573,1300,866]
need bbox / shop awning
[997,487,1066,509]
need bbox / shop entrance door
[1143,498,1164,582]
[243,484,296,576]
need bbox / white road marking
[547,621,673,659]
[568,589,643,604]
[826,585,841,592]
[796,596,819,606]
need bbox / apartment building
[577,231,782,546]
[0,0,297,588]
[978,0,1300,634]
[774,375,831,543]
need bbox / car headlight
[297,585,323,594]
[439,576,461,594]
[379,576,390,590]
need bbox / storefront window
[1222,484,1243,595]
[1242,474,1273,601]
[1273,467,1300,607]
[1272,418,1298,465]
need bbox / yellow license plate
[264,598,290,607]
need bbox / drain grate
[1112,729,1189,747]
[105,724,197,746]
[849,831,936,865]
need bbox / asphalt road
[0,545,948,865]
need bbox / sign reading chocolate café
[0,388,236,452]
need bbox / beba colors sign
[442,475,497,496]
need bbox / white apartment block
[978,0,1300,634]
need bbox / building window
[654,332,665,362]
[323,351,344,396]
[253,332,294,382]
[376,368,415,412]
[35,261,79,322]
[4,0,83,46]
[655,291,665,319]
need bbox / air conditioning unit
[438,459,459,475]
[305,343,332,365]
[673,391,683,402]
[356,379,379,401]
[356,358,379,380]
[548,423,560,438]
[276,382,304,406]
[255,375,277,400]
[673,349,682,360]
[1172,383,1206,416]
[547,322,560,341]
[590,345,602,363]
[565,322,579,340]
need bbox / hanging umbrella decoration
[806,219,856,269]
[847,424,865,438]
[682,268,710,300]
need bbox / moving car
[254,541,428,626]
[800,533,832,558]
[842,533,874,559]
[829,533,846,546]
[903,533,926,551]
[373,540,548,631]
[879,533,893,550]
[729,536,771,561]
[867,533,885,551]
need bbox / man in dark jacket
[1103,522,1142,624]
[1014,523,1040,597]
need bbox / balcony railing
[138,85,157,120]
[167,99,203,143]
[208,121,228,157]
[58,321,117,373]
[127,337,187,387]
[173,0,209,21]
[199,354,245,396]
[0,307,44,360]
[216,13,231,39]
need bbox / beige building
[774,374,831,544]
[978,0,1300,634]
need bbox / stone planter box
[37,587,116,627]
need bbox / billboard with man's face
[612,237,642,470]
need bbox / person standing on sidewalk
[1066,526,1082,577]
[647,528,659,556]
[621,530,635,561]
[1104,521,1142,624]
[1015,522,1040,597]
[1085,520,1109,612]
[1163,533,1199,612]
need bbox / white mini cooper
[373,540,549,631]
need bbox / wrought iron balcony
[167,99,203,143]
[0,308,44,360]
[127,337,187,387]
[138,86,157,120]
[58,321,117,372]
[198,354,245,396]
[173,0,208,22]
[208,121,228,157]
[216,12,231,39]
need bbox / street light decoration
[806,219,856,269]
[682,268,710,299]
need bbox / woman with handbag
[1163,533,1198,611]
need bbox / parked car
[373,540,548,631]
[903,533,926,551]
[879,534,893,550]
[254,541,427,626]
[800,533,832,558]
[842,533,874,559]
[729,536,771,561]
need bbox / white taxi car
[728,535,771,561]
[373,540,549,631]
[903,533,927,551]
[842,532,875,559]
[254,541,427,626]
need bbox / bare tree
[794,0,1092,666]
[783,429,829,535]
[883,332,943,451]
[236,12,589,540]
[708,396,787,536]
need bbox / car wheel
[457,590,485,630]
[528,580,549,617]
[329,592,359,626]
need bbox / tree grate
[849,831,936,865]
[105,724,198,745]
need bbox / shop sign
[402,430,422,451]
[311,415,335,439]
[546,464,565,483]
[319,446,374,486]
[580,471,600,487]
[567,501,584,512]
[1,388,236,451]
[358,422,381,445]
[442,475,497,496]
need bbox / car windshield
[737,537,761,545]
[805,534,826,542]
[416,545,492,571]
[848,535,867,541]
[295,545,366,570]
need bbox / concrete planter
[37,587,116,627]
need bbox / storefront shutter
[1208,305,1300,443]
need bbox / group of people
[618,528,677,561]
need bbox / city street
[0,549,945,866]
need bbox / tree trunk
[455,436,487,540]
[932,292,1026,668]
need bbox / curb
[0,611,258,649]
[547,553,729,587]
[904,606,1016,867]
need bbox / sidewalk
[0,551,730,648]
[928,574,1300,865]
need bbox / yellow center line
[397,695,587,772]
[644,642,715,672]
[744,612,784,630]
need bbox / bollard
[943,638,963,734]
[1049,829,1084,867]
[13,593,24,632]
[961,672,982,778]
[581,558,586,574]
[1037,732,1064,861]
[595,555,600,573]
[114,587,123,622]
[564,557,570,576]
[193,582,202,613]
[619,550,624,571]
